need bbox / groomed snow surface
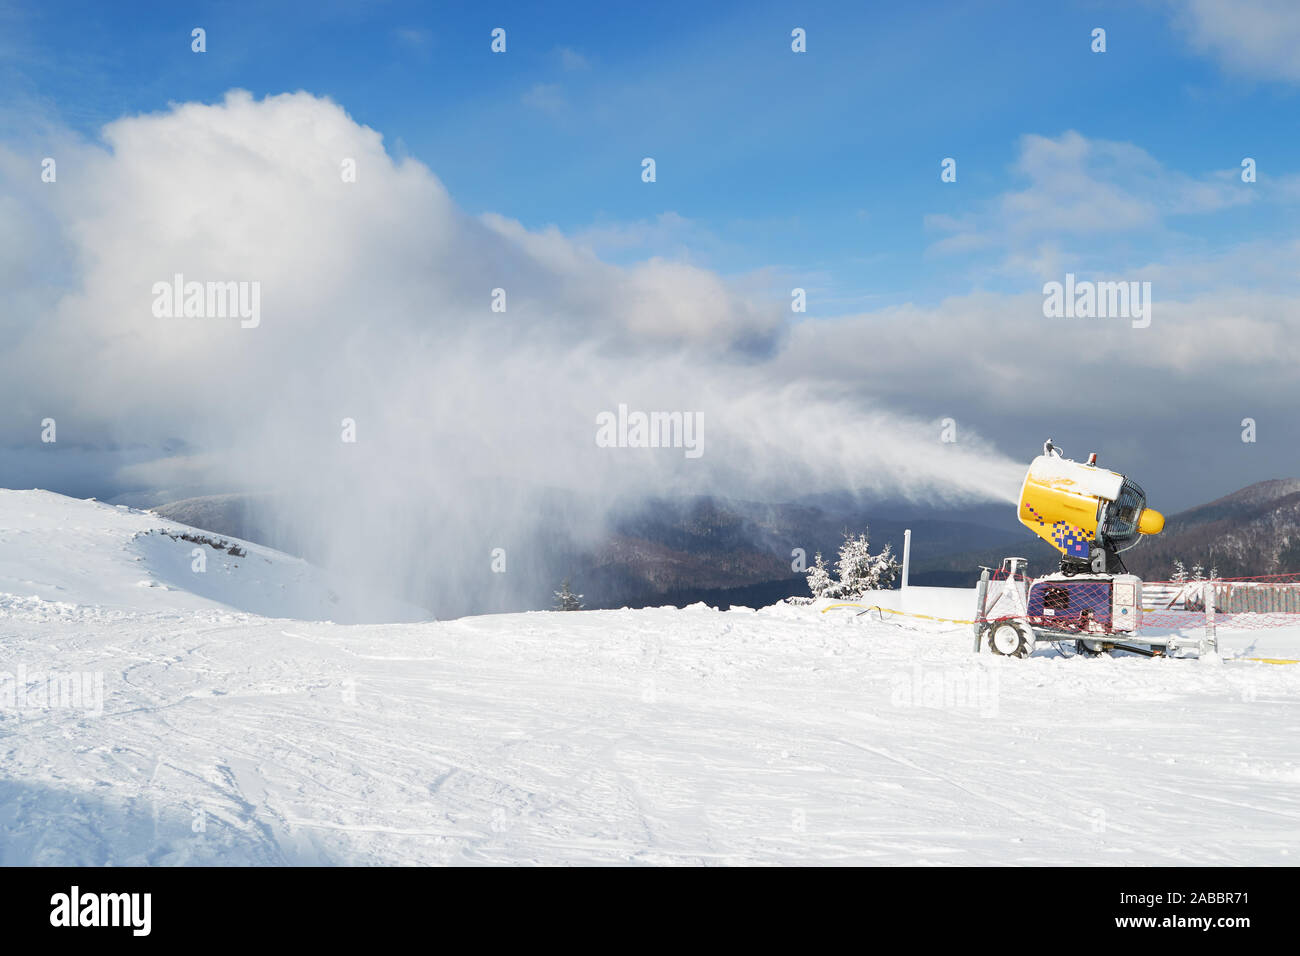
[2,490,1298,865]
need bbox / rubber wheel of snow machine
[987,621,1030,658]
[1075,639,1107,657]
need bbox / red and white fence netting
[1142,572,1300,632]
[986,568,1300,635]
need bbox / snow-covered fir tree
[804,530,900,599]
[867,543,900,591]
[553,579,584,611]
[1171,559,1187,584]
[1191,564,1205,582]
[805,552,833,599]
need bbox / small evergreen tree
[833,532,877,598]
[1191,563,1205,582]
[553,578,584,611]
[867,543,900,591]
[805,552,834,599]
[1171,559,1187,584]
[804,529,900,599]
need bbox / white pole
[1205,579,1216,655]
[901,529,911,590]
[973,566,989,653]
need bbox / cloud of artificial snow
[0,90,1030,615]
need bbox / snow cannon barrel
[1017,451,1164,561]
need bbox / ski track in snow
[1,490,1299,865]
[3,599,1300,865]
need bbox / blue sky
[7,0,1297,313]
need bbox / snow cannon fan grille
[1101,477,1148,551]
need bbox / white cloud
[393,27,432,51]
[775,283,1300,427]
[927,131,1255,277]
[571,211,705,254]
[557,47,591,71]
[521,83,567,115]
[1169,0,1300,83]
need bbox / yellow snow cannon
[1017,440,1164,574]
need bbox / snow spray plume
[0,92,1023,618]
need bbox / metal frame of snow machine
[973,558,1216,659]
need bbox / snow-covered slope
[1,490,1298,865]
[0,489,427,623]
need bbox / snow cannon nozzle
[1017,440,1164,574]
[1138,508,1165,535]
